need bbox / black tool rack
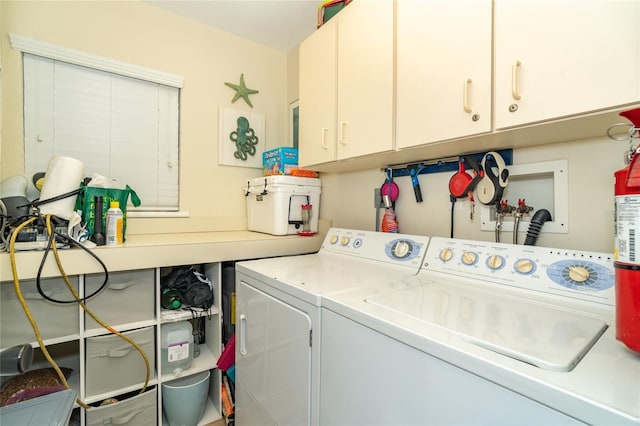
[383,149,513,177]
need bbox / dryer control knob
[461,251,478,265]
[392,241,411,258]
[329,235,339,245]
[439,248,454,262]
[568,266,590,283]
[341,236,350,246]
[486,254,504,270]
[514,259,535,274]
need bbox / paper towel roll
[39,156,84,220]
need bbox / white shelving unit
[1,263,223,426]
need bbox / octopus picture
[230,116,259,161]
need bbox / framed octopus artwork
[218,106,266,168]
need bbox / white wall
[1,0,289,234]
[318,135,626,253]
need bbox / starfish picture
[224,73,259,108]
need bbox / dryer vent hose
[524,209,552,246]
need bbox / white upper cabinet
[299,0,394,167]
[396,0,493,149]
[299,18,337,166]
[494,0,640,129]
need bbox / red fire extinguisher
[613,107,640,353]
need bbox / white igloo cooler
[245,176,321,235]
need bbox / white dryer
[235,228,430,426]
[321,237,640,425]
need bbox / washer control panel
[423,237,615,306]
[321,228,429,268]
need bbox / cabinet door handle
[239,314,247,356]
[463,78,473,113]
[23,290,61,300]
[103,347,134,358]
[321,127,329,149]
[512,60,522,100]
[110,408,145,424]
[339,121,348,145]
[108,280,140,290]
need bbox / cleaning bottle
[91,196,105,246]
[105,201,123,246]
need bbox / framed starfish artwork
[218,106,266,168]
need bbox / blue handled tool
[407,164,425,203]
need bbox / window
[13,34,183,212]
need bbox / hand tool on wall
[378,169,400,232]
[407,163,425,203]
[495,201,504,243]
[448,156,483,237]
[476,151,509,206]
[381,194,399,233]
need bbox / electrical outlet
[373,188,383,208]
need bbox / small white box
[246,176,321,235]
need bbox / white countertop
[1,230,324,281]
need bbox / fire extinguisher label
[615,195,640,263]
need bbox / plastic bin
[162,370,210,426]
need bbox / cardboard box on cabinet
[263,147,298,176]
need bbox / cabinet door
[336,0,394,160]
[299,19,337,167]
[494,0,640,129]
[236,280,312,426]
[396,0,492,149]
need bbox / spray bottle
[105,201,123,246]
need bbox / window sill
[127,211,190,218]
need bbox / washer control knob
[486,254,505,270]
[439,248,454,262]
[568,266,590,283]
[341,236,350,246]
[514,259,535,274]
[393,240,411,258]
[461,251,478,265]
[329,235,339,245]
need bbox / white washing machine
[234,228,430,426]
[321,237,640,425]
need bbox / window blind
[23,53,180,211]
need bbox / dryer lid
[365,281,608,372]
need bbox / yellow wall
[1,0,289,234]
[1,1,627,252]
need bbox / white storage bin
[85,327,155,397]
[0,276,79,347]
[246,176,321,235]
[86,388,157,426]
[84,269,155,331]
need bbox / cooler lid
[247,176,321,188]
[365,281,608,372]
